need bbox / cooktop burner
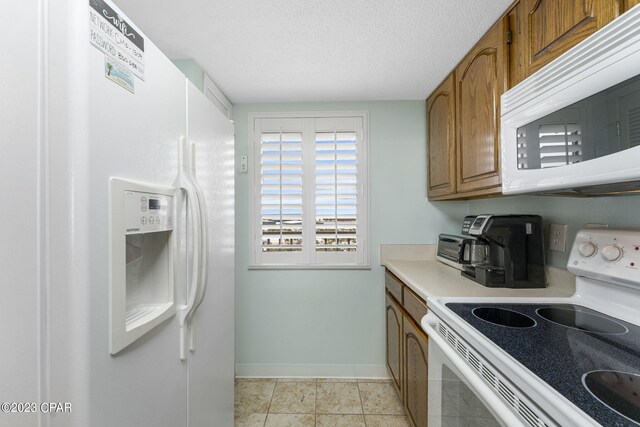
[583,370,640,425]
[537,306,628,334]
[445,302,640,426]
[472,307,536,328]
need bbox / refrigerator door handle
[188,142,209,353]
[177,180,200,360]
[177,137,203,360]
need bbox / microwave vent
[538,180,640,197]
[517,130,528,169]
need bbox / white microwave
[501,6,640,196]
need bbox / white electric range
[422,229,640,427]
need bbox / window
[249,112,369,268]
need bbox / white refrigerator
[0,0,234,426]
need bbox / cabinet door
[455,21,506,194]
[403,317,428,427]
[521,0,618,77]
[507,3,525,88]
[386,294,403,398]
[622,0,640,12]
[427,74,456,198]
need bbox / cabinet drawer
[403,286,428,326]
[385,270,403,304]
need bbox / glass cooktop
[446,303,640,426]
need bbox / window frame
[248,111,370,269]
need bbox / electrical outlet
[549,223,568,252]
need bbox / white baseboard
[235,363,389,379]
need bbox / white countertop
[384,259,575,302]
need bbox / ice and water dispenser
[109,178,176,354]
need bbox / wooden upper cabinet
[622,0,640,12]
[455,21,506,194]
[426,74,456,198]
[506,3,525,88]
[520,0,618,76]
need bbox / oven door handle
[422,315,529,427]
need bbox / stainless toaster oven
[435,234,465,270]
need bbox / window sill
[248,264,371,271]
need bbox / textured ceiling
[118,0,514,103]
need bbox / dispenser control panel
[124,190,174,234]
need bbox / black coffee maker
[460,214,546,288]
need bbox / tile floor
[235,378,410,427]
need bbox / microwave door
[608,78,640,151]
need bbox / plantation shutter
[260,131,303,252]
[250,114,368,267]
[313,117,363,265]
[314,131,358,251]
[255,118,305,264]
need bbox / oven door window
[429,339,503,426]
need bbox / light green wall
[469,195,640,268]
[172,59,204,92]
[233,101,468,374]
[232,100,640,373]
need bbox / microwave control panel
[124,190,174,234]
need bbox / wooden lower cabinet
[386,294,403,397]
[403,317,429,427]
[385,269,429,427]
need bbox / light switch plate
[240,155,248,174]
[549,223,568,252]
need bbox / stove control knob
[601,244,623,262]
[578,242,597,258]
